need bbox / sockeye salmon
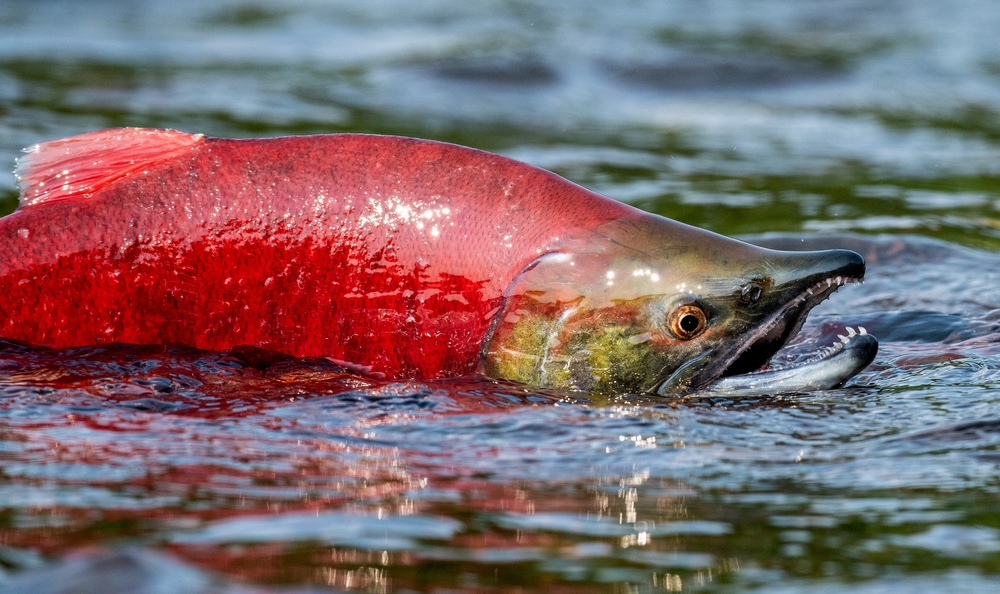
[3,128,875,396]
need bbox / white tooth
[836,276,842,284]
[807,288,814,295]
[838,334,849,344]
[826,279,833,288]
[847,327,856,337]
[859,326,867,335]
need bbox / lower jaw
[692,330,878,398]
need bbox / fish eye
[740,283,763,304]
[668,304,707,340]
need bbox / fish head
[481,213,866,396]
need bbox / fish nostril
[740,283,762,304]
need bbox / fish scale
[3,129,632,379]
[2,128,869,394]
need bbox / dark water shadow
[425,57,558,87]
[606,52,840,92]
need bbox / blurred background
[2,1,1000,593]
[2,0,999,246]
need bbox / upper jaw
[692,274,863,390]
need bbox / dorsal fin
[15,128,204,208]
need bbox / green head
[481,212,865,396]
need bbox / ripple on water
[1,0,1000,588]
[0,322,993,588]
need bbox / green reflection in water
[0,191,15,216]
[3,481,1000,591]
[656,26,900,71]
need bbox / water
[1,0,1000,592]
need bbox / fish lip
[658,273,864,395]
[695,331,878,397]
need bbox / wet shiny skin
[485,213,865,394]
[4,132,630,378]
[4,130,862,394]
[2,0,1000,590]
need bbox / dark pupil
[680,314,700,333]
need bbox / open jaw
[661,274,877,397]
[697,329,878,398]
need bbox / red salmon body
[3,129,635,378]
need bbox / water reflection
[1,0,1000,591]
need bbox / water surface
[1,1,1000,592]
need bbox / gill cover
[481,213,864,396]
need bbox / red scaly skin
[1,130,637,379]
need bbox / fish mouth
[657,249,868,397]
[697,328,878,398]
[716,274,863,382]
